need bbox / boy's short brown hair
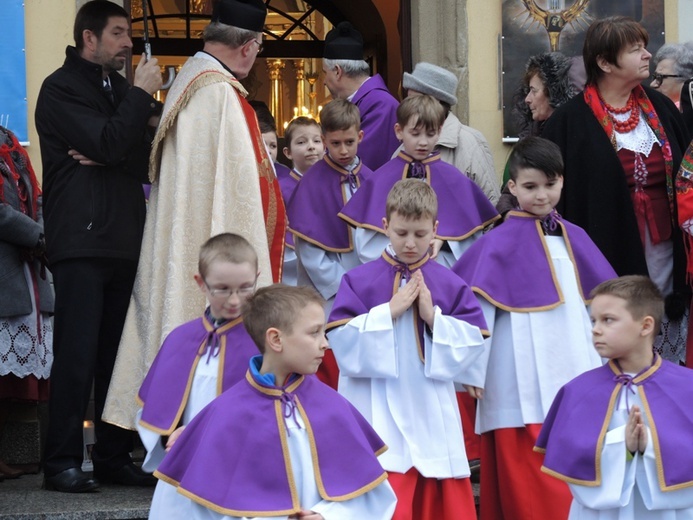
[590,275,664,332]
[242,285,325,353]
[284,116,321,148]
[319,99,361,134]
[385,178,438,223]
[198,233,258,278]
[396,95,445,133]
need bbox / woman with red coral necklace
[543,16,691,365]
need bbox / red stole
[238,95,286,283]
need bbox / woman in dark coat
[542,17,690,364]
[0,126,54,479]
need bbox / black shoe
[469,458,481,484]
[93,462,156,487]
[43,468,100,493]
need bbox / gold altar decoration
[267,59,286,135]
[293,59,307,118]
[520,0,592,51]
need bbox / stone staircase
[0,473,153,519]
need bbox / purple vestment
[276,165,300,206]
[276,165,301,249]
[287,155,373,252]
[453,211,617,311]
[328,251,489,358]
[339,152,499,239]
[155,369,389,516]
[535,357,693,490]
[352,74,400,170]
[137,316,258,435]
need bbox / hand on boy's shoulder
[429,239,444,260]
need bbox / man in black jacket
[35,0,162,493]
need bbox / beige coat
[103,54,272,430]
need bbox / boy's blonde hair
[590,275,664,332]
[385,179,438,222]
[198,233,258,278]
[284,116,321,148]
[242,285,325,353]
[319,99,361,134]
[396,95,445,133]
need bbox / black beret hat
[323,22,364,60]
[212,0,267,32]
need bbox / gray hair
[323,58,370,78]
[203,21,259,48]
[653,43,693,79]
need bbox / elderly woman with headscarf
[497,52,578,214]
[514,52,578,138]
[542,16,690,364]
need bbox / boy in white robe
[454,137,617,520]
[328,179,487,519]
[137,234,260,517]
[151,285,397,520]
[536,275,693,519]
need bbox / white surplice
[468,236,604,434]
[567,389,693,520]
[328,295,485,478]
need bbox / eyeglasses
[246,39,263,54]
[204,280,256,299]
[651,73,684,86]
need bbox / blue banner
[0,0,28,143]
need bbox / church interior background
[126,0,403,158]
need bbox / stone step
[0,404,45,466]
[0,473,153,519]
[0,474,480,519]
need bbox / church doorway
[125,0,403,136]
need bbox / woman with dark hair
[542,16,690,364]
[0,126,53,480]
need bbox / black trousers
[43,257,137,476]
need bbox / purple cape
[276,166,301,249]
[155,370,389,516]
[137,316,258,434]
[352,74,400,170]
[453,211,617,311]
[535,358,693,490]
[339,152,499,239]
[328,252,489,359]
[287,155,373,252]
[275,161,293,190]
